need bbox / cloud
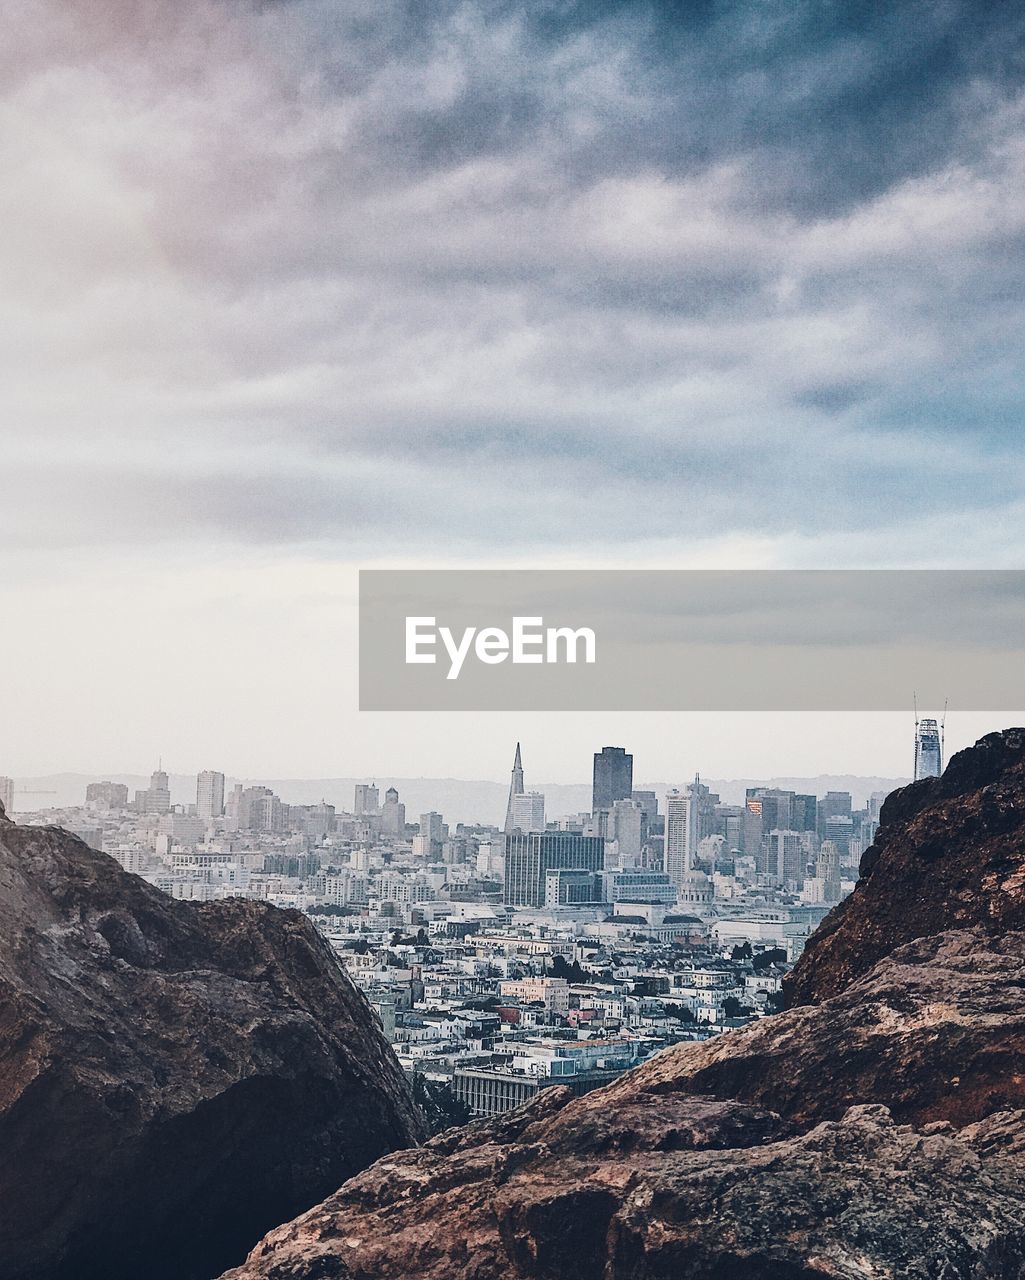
[0,0,1023,567]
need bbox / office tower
[135,766,171,815]
[664,789,692,888]
[85,781,130,811]
[0,776,12,814]
[915,717,943,780]
[381,786,406,836]
[817,790,852,832]
[416,811,445,859]
[631,790,658,822]
[543,867,603,906]
[816,840,842,901]
[766,829,805,886]
[509,790,545,832]
[196,770,225,820]
[715,803,745,851]
[592,746,633,813]
[234,785,284,833]
[792,794,818,832]
[354,783,380,816]
[504,830,604,907]
[504,742,525,834]
[225,783,243,828]
[686,774,717,856]
[606,797,644,866]
[303,801,336,840]
[664,775,715,885]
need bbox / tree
[731,942,753,961]
[752,947,787,972]
[766,989,786,1013]
[722,995,745,1019]
[411,1074,472,1136]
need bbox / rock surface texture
[787,726,1025,1006]
[0,821,424,1280]
[221,730,1025,1280]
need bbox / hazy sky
[1,1,1023,780]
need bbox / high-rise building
[664,775,715,885]
[415,811,445,858]
[509,790,545,832]
[663,789,692,888]
[302,801,336,840]
[915,717,943,780]
[592,746,633,813]
[231,785,286,833]
[85,781,130,811]
[135,766,171,815]
[504,743,525,834]
[354,783,380,816]
[816,840,842,901]
[686,774,717,857]
[0,776,13,814]
[766,829,806,886]
[196,770,225,820]
[381,786,406,836]
[605,797,644,866]
[504,831,605,907]
[817,790,852,834]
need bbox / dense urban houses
[4,742,890,1115]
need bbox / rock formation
[0,819,425,1280]
[787,726,1025,1005]
[220,729,1025,1280]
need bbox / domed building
[676,866,714,915]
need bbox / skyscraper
[86,781,130,810]
[509,790,545,832]
[354,783,380,816]
[196,770,225,820]
[664,788,692,888]
[0,776,13,814]
[381,786,405,835]
[135,766,171,815]
[504,742,525,834]
[915,717,943,780]
[504,831,605,907]
[592,746,633,813]
[417,811,445,858]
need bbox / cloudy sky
[1,0,1023,782]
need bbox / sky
[1,0,1024,781]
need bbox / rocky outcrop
[221,926,1025,1279]
[787,727,1025,1005]
[0,820,425,1280]
[220,730,1025,1280]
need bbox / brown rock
[0,821,425,1280]
[220,926,1025,1279]
[787,727,1025,1006]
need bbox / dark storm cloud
[289,0,1025,212]
[1,0,1024,565]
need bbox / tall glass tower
[915,718,943,780]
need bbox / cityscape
[0,720,942,1122]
